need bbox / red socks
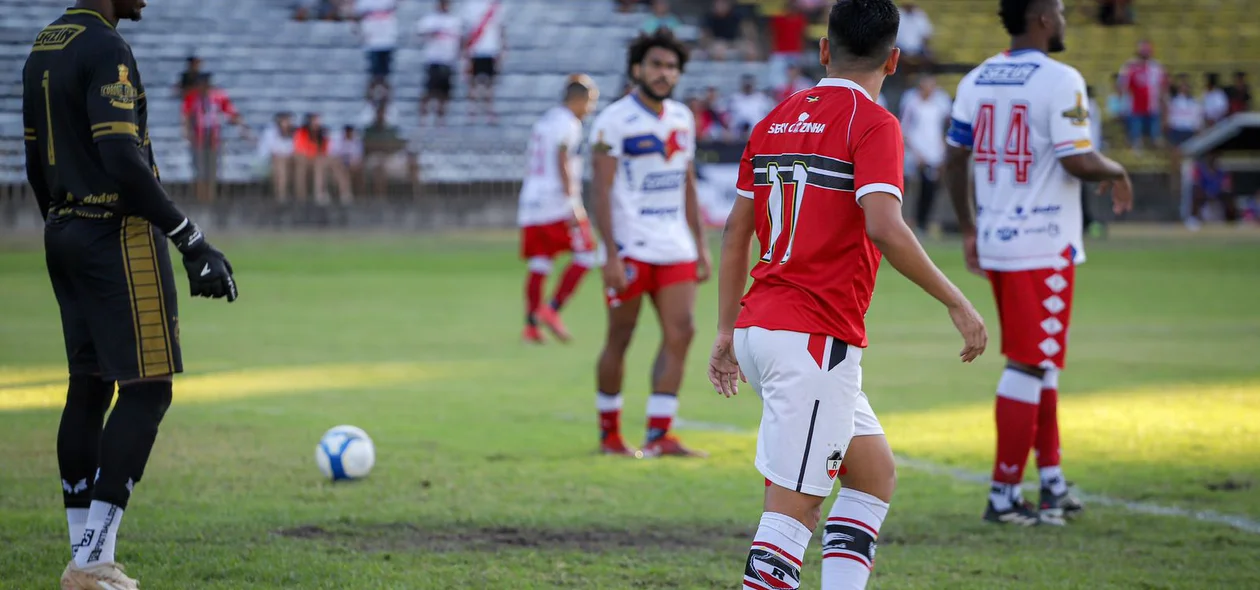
[992,369,1042,485]
[550,263,588,311]
[525,271,546,324]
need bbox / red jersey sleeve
[852,117,905,203]
[735,138,755,200]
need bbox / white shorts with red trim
[734,326,883,498]
[988,265,1076,370]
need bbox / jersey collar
[815,78,872,101]
[65,8,115,28]
[1003,48,1044,57]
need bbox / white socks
[73,501,123,566]
[744,512,810,589]
[822,488,889,589]
[1040,465,1068,496]
[66,508,88,557]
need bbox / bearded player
[518,74,600,344]
[589,30,712,458]
[944,0,1133,525]
[708,2,987,587]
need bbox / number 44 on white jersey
[947,49,1094,272]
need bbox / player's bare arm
[683,161,711,282]
[590,148,625,291]
[1059,151,1134,214]
[944,144,983,276]
[863,193,987,362]
[708,196,755,397]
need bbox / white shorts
[734,327,884,498]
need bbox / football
[315,425,375,482]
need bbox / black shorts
[425,63,453,98]
[45,216,183,381]
[367,49,393,77]
[471,56,497,80]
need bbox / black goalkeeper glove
[169,220,238,302]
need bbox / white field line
[672,418,1260,535]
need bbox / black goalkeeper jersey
[22,8,159,221]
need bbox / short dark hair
[827,0,900,71]
[626,29,689,77]
[565,80,592,101]
[1000,0,1055,36]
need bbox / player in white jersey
[518,75,600,344]
[945,0,1133,526]
[588,30,710,458]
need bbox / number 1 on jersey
[974,101,1033,184]
[760,161,808,265]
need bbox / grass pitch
[1,228,1259,589]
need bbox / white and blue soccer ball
[315,425,375,482]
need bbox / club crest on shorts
[826,450,843,480]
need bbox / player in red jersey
[707,2,987,588]
[944,0,1133,526]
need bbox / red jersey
[733,78,905,348]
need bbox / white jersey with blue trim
[948,49,1094,271]
[588,93,698,265]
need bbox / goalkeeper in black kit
[22,0,238,587]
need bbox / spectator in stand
[1165,73,1204,147]
[1228,71,1252,115]
[362,101,410,197]
[688,96,721,141]
[182,73,249,203]
[641,0,682,34]
[1119,40,1167,149]
[699,0,757,61]
[174,55,201,98]
[463,0,506,125]
[766,2,808,89]
[416,0,462,127]
[701,86,731,140]
[896,3,934,70]
[898,75,951,235]
[1202,72,1230,126]
[1166,74,1205,206]
[353,0,399,94]
[293,113,331,204]
[1105,72,1130,141]
[1097,0,1132,25]
[327,125,361,205]
[616,0,652,13]
[358,80,402,128]
[725,74,774,139]
[777,64,815,101]
[257,112,297,202]
[1186,150,1239,230]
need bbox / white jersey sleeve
[589,108,624,157]
[1047,68,1095,158]
[518,108,580,227]
[946,69,980,149]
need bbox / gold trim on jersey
[65,9,114,28]
[91,121,139,139]
[32,24,86,51]
[121,216,175,378]
[23,127,35,141]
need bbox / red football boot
[522,325,545,344]
[600,433,640,457]
[641,435,708,458]
[534,304,572,343]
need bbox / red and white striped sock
[744,512,809,590]
[645,393,678,442]
[821,488,889,589]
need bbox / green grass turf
[2,229,1259,589]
